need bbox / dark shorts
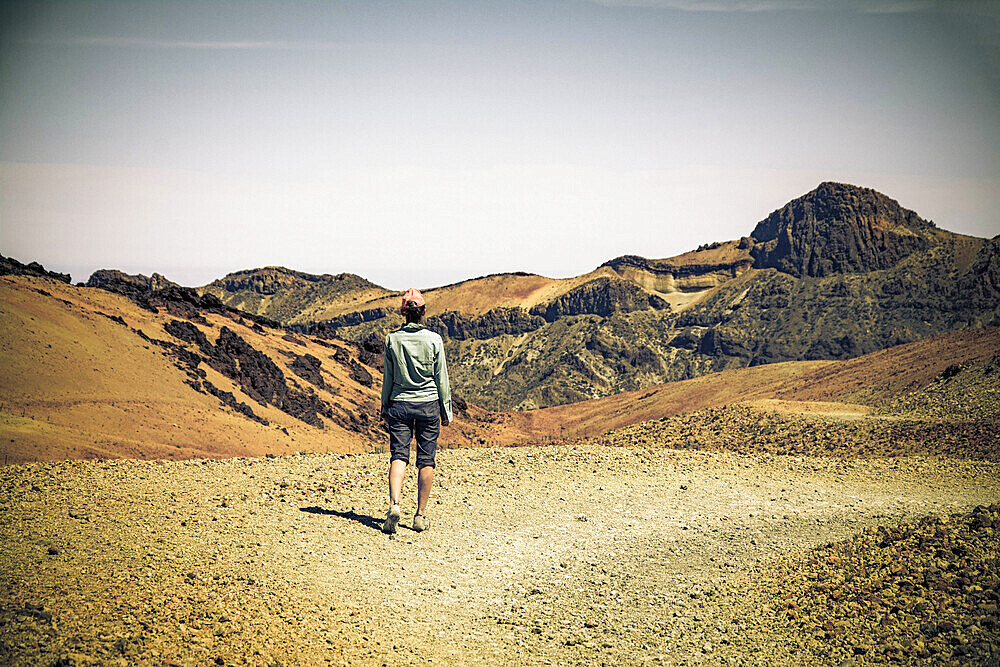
[385,400,440,468]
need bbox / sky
[1,0,998,289]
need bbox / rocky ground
[873,355,1000,421]
[2,444,998,666]
[591,404,1000,460]
[763,505,1000,664]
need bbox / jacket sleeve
[434,337,453,422]
[381,334,394,411]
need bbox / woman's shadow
[300,506,383,531]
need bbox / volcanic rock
[208,266,377,296]
[87,269,179,292]
[530,277,668,321]
[0,254,71,283]
[749,182,935,277]
[426,307,545,341]
[290,354,325,388]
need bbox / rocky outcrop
[211,327,333,427]
[749,182,935,277]
[530,277,668,322]
[319,308,392,329]
[87,269,179,292]
[601,254,753,279]
[163,319,210,347]
[426,308,545,341]
[290,354,325,389]
[89,269,282,329]
[330,347,374,388]
[357,333,385,372]
[200,380,269,425]
[0,254,71,283]
[208,266,378,296]
[162,320,333,427]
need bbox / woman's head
[402,299,425,323]
[400,288,426,323]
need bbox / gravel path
[2,446,998,666]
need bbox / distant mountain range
[3,258,998,463]
[3,179,1000,463]
[185,182,998,410]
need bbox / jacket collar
[401,323,425,332]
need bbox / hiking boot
[382,504,401,534]
[412,514,429,532]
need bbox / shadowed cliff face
[749,182,936,278]
[957,238,1000,310]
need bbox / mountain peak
[748,182,935,278]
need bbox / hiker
[380,288,453,534]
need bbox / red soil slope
[0,276,507,464]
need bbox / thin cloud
[584,0,820,10]
[585,0,1000,81]
[583,0,997,14]
[18,36,394,51]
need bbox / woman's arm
[434,339,453,426]
[380,334,394,418]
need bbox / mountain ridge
[75,181,1000,410]
[3,268,997,464]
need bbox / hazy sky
[2,0,998,288]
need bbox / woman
[380,288,452,534]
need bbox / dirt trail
[741,399,873,419]
[2,446,998,666]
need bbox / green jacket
[381,323,453,422]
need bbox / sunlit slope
[769,324,1000,405]
[0,275,370,462]
[509,326,1000,441]
[0,276,505,464]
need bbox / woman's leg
[416,465,434,515]
[388,458,407,506]
[413,401,440,517]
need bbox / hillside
[509,326,1000,442]
[3,263,998,464]
[0,274,509,465]
[197,182,1000,410]
[201,267,392,324]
